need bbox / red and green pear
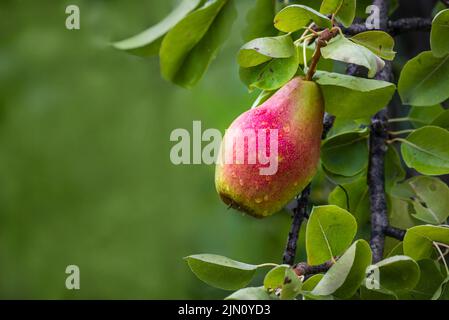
[215,77,324,218]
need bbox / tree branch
[293,260,334,277]
[283,185,310,265]
[388,18,432,36]
[368,0,391,264]
[384,226,406,241]
[342,17,431,36]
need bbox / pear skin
[215,77,324,218]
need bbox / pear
[215,77,324,218]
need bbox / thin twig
[306,28,339,81]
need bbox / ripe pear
[215,77,324,218]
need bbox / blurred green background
[0,0,303,299]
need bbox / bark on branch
[342,17,431,36]
[384,226,406,241]
[293,260,334,277]
[283,185,311,266]
[368,0,391,264]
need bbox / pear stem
[305,27,339,81]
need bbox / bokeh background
[0,0,439,299]
[0,0,299,299]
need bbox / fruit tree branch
[384,226,406,241]
[283,185,310,265]
[367,0,391,264]
[293,260,334,277]
[342,17,431,36]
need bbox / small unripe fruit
[215,77,324,218]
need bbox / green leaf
[385,147,406,192]
[328,177,370,225]
[320,0,356,27]
[225,287,276,300]
[397,260,445,300]
[160,0,236,88]
[314,71,395,119]
[431,109,449,130]
[387,195,418,230]
[398,51,449,106]
[243,0,278,42]
[375,256,420,292]
[326,118,364,137]
[306,205,357,265]
[360,286,397,300]
[393,176,449,225]
[274,5,332,33]
[280,268,303,300]
[321,166,367,185]
[238,35,295,68]
[263,265,289,290]
[112,0,201,56]
[312,240,372,298]
[350,31,396,60]
[403,225,449,260]
[432,275,449,300]
[321,129,369,177]
[302,274,324,291]
[239,51,299,91]
[408,105,444,128]
[185,254,258,290]
[320,35,385,78]
[400,126,449,175]
[386,242,404,258]
[431,9,449,57]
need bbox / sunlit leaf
[320,0,356,27]
[321,129,369,177]
[238,35,295,68]
[263,265,289,290]
[374,256,420,292]
[185,254,258,290]
[160,0,236,88]
[306,205,357,265]
[400,126,449,175]
[225,287,277,300]
[314,71,395,119]
[239,51,299,91]
[280,268,303,300]
[403,225,449,260]
[312,240,372,298]
[398,51,449,106]
[113,0,201,56]
[321,35,385,78]
[274,5,332,32]
[431,9,449,57]
[350,31,396,60]
[408,105,444,128]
